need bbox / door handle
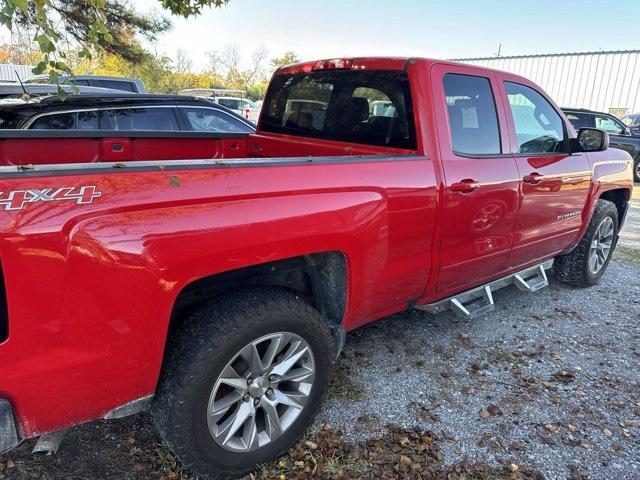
[523,172,544,184]
[450,179,480,193]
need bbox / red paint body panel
[0,57,633,441]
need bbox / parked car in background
[0,82,122,99]
[0,94,255,134]
[178,88,261,123]
[25,74,146,93]
[621,113,640,134]
[563,108,640,182]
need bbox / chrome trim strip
[0,155,424,178]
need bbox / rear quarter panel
[0,157,437,437]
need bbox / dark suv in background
[563,108,640,182]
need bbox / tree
[0,0,227,77]
[271,51,299,69]
[205,44,268,94]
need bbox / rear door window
[181,107,254,133]
[101,107,179,131]
[29,111,98,130]
[505,82,565,154]
[261,70,416,149]
[443,73,501,155]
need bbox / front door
[431,65,521,295]
[499,79,591,268]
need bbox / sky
[134,0,640,71]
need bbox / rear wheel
[634,155,640,183]
[152,288,334,480]
[554,199,618,286]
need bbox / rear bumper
[0,399,20,454]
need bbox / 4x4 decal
[0,186,102,211]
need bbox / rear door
[431,64,521,295]
[498,77,591,267]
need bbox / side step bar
[416,260,553,320]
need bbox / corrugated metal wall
[454,50,640,115]
[0,64,35,82]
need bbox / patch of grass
[614,246,640,265]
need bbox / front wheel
[152,288,334,480]
[554,199,618,287]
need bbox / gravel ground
[1,186,639,480]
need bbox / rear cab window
[261,70,416,149]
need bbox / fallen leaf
[603,428,613,437]
[509,463,519,472]
[545,423,559,432]
[479,408,491,419]
[567,423,577,432]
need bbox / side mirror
[623,126,632,136]
[572,128,609,153]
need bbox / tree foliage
[0,0,297,100]
[271,51,299,69]
[0,0,227,78]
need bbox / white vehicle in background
[178,89,261,123]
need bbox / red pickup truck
[0,57,633,479]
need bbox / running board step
[513,264,548,292]
[416,260,554,320]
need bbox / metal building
[453,50,640,116]
[0,64,35,83]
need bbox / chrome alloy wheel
[588,216,615,274]
[207,332,316,452]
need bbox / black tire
[634,155,640,183]
[152,288,334,480]
[554,199,618,287]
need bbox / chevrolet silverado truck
[0,57,633,479]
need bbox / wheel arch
[166,251,349,352]
[598,187,630,228]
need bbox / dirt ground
[1,187,639,480]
